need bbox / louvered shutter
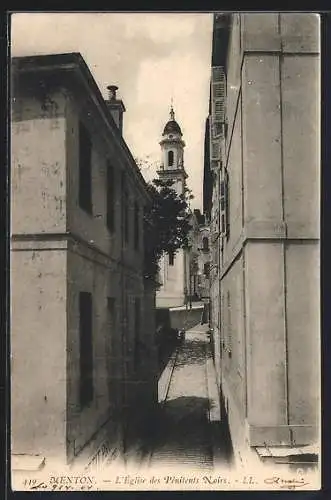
[220,176,226,237]
[209,115,221,167]
[211,66,226,129]
[220,170,230,239]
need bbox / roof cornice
[11,53,150,202]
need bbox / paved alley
[144,323,233,472]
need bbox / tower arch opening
[168,150,174,167]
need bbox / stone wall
[11,58,157,471]
[169,307,204,331]
[216,12,320,454]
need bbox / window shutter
[211,139,220,161]
[220,179,226,236]
[211,66,226,129]
[79,122,92,214]
[227,290,232,356]
[209,117,220,165]
[79,292,93,408]
[220,171,230,239]
[225,170,230,240]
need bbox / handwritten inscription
[23,476,96,491]
[264,476,309,490]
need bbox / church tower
[156,107,189,309]
[157,106,188,195]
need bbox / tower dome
[158,104,187,190]
[162,106,182,136]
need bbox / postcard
[9,11,320,492]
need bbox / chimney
[105,85,126,135]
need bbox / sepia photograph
[9,11,320,492]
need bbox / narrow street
[127,323,234,472]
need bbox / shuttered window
[79,122,92,214]
[211,138,220,160]
[121,173,129,244]
[107,162,115,233]
[220,170,230,239]
[211,66,226,128]
[134,201,140,250]
[225,170,230,240]
[227,290,232,358]
[220,180,226,236]
[79,292,93,408]
[134,298,141,370]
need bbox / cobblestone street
[140,324,233,472]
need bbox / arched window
[204,262,210,278]
[168,251,175,266]
[202,237,209,252]
[168,150,174,167]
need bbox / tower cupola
[163,106,183,136]
[158,105,187,195]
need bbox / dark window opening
[107,297,116,330]
[202,237,209,252]
[168,150,174,167]
[169,251,175,266]
[134,298,141,370]
[134,201,140,250]
[79,121,92,214]
[107,162,115,233]
[106,297,115,377]
[79,292,93,408]
[204,262,210,278]
[121,173,129,244]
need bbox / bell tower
[157,106,188,196]
[156,106,189,309]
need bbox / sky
[11,13,213,209]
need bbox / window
[227,290,232,358]
[220,171,230,239]
[169,251,175,266]
[79,292,93,408]
[107,297,116,330]
[202,237,209,252]
[134,201,140,250]
[211,138,220,161]
[211,66,226,124]
[168,150,174,167]
[107,162,115,233]
[134,298,141,370]
[106,297,116,381]
[204,262,210,278]
[79,121,92,214]
[121,172,129,244]
[225,171,230,240]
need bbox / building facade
[204,13,320,467]
[186,209,210,303]
[156,108,189,308]
[11,53,157,473]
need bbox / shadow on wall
[155,308,177,377]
